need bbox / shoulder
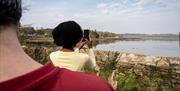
[75,52,90,59]
[50,51,60,56]
[55,69,114,91]
[0,64,114,91]
[49,51,60,59]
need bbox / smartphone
[83,29,90,40]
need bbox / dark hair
[0,0,22,26]
[52,21,83,48]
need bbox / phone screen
[84,30,90,40]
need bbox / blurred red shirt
[0,63,114,91]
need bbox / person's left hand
[87,37,93,48]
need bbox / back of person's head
[52,21,83,49]
[0,0,22,27]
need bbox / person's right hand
[77,38,88,49]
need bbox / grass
[99,70,112,80]
[84,68,98,74]
[116,74,138,91]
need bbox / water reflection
[92,38,151,47]
[93,39,120,47]
[95,40,180,57]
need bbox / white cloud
[73,13,97,19]
[21,0,180,34]
[97,3,107,8]
[96,0,179,15]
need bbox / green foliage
[85,68,98,74]
[19,27,36,34]
[99,70,112,80]
[24,47,49,64]
[104,52,119,71]
[116,75,138,91]
[98,52,119,80]
[116,74,153,91]
[118,65,127,73]
[38,49,48,64]
[19,34,29,42]
[156,83,163,91]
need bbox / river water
[95,40,180,57]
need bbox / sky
[21,0,180,34]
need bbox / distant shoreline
[23,37,179,46]
[121,34,179,41]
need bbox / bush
[85,68,98,74]
[99,70,112,80]
[116,75,138,91]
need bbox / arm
[75,48,96,69]
[76,37,97,68]
[86,48,96,68]
[85,39,96,69]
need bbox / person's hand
[77,38,88,49]
[87,37,93,48]
[77,36,93,49]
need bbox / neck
[0,27,42,82]
[61,47,74,52]
[0,27,26,61]
[0,27,23,55]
